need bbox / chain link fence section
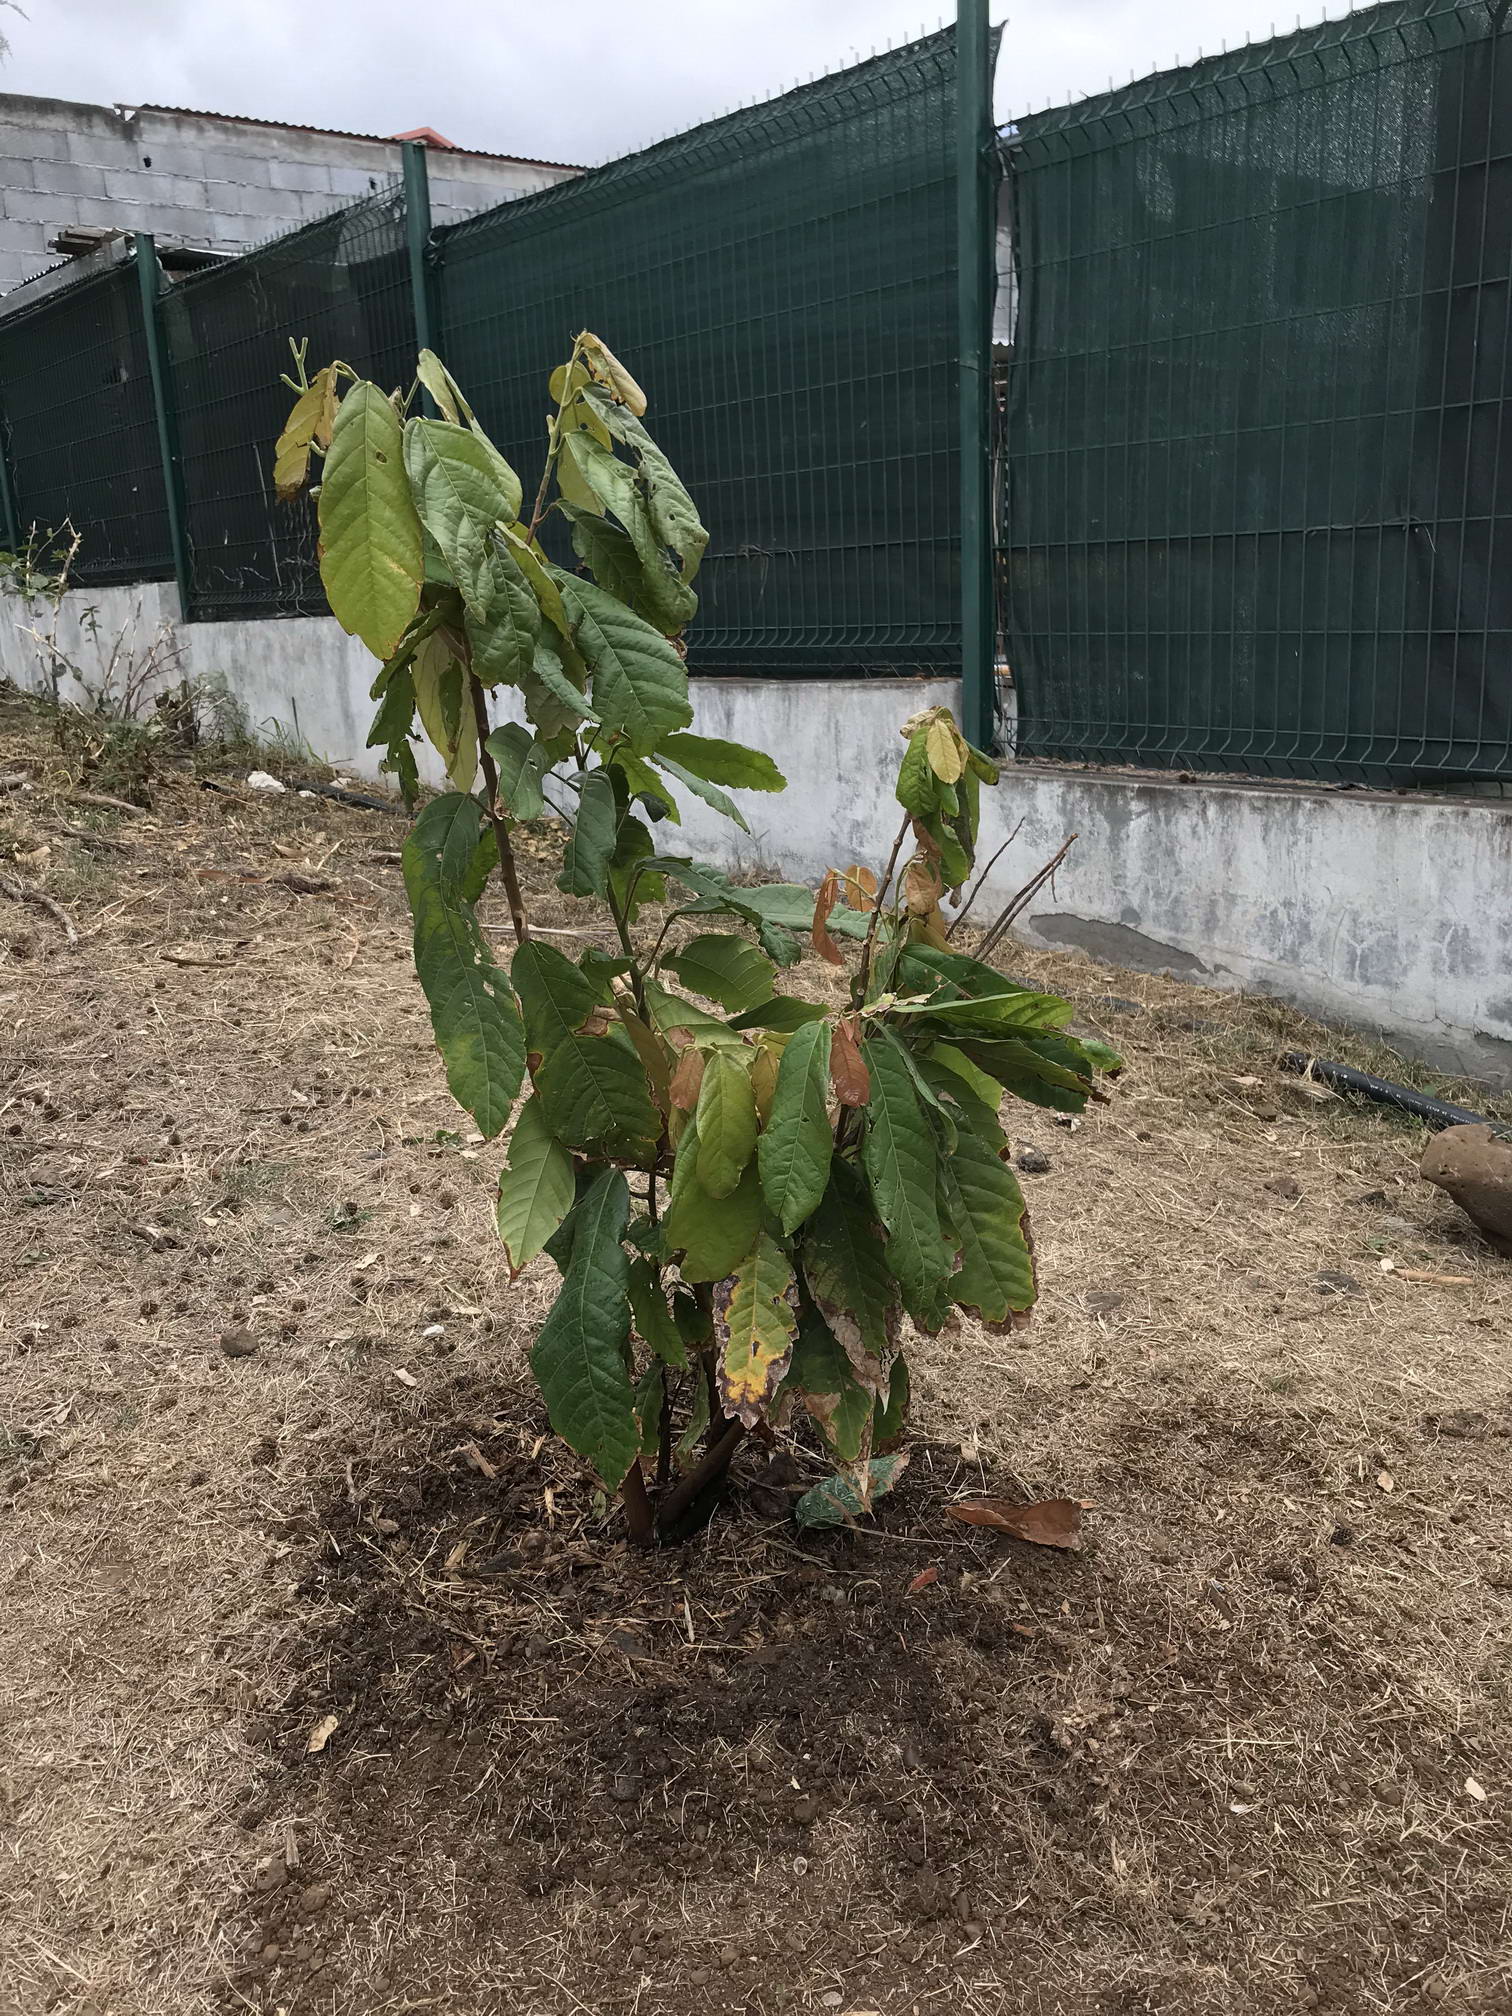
[1001,0,1512,783]
[164,191,413,623]
[434,32,962,676]
[0,259,173,585]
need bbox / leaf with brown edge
[829,1015,871,1107]
[668,1047,705,1112]
[840,864,879,912]
[615,1003,672,1117]
[715,1227,799,1427]
[945,1497,1083,1551]
[811,868,845,967]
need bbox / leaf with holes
[535,1035,659,1164]
[495,1094,575,1277]
[318,383,423,658]
[529,1168,638,1489]
[716,1228,799,1426]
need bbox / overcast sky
[2,0,1335,162]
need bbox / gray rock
[219,1326,258,1359]
[1015,1144,1053,1174]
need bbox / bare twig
[853,811,913,1007]
[468,680,531,945]
[0,872,79,946]
[947,818,1023,939]
[974,834,1077,962]
[69,789,147,818]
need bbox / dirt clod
[219,1326,258,1359]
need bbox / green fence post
[956,0,995,751]
[134,233,192,617]
[0,408,20,555]
[402,140,435,371]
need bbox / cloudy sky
[2,0,1324,162]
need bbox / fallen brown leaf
[305,1713,340,1755]
[946,1497,1084,1550]
[905,1565,940,1596]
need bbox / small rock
[421,1323,445,1340]
[820,1996,843,2010]
[792,1797,818,1825]
[689,1970,712,1989]
[219,1326,258,1359]
[1015,1144,1052,1174]
[1313,1271,1361,1297]
[297,1882,332,1915]
[253,1853,288,1894]
[719,1944,739,1968]
[1264,1175,1302,1201]
[1420,1124,1512,1254]
[609,1772,641,1802]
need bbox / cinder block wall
[0,96,577,292]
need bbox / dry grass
[2,684,1511,2016]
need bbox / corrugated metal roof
[125,103,581,174]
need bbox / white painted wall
[7,587,1510,1088]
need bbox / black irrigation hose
[1279,1052,1489,1131]
[286,777,402,815]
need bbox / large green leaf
[894,730,938,818]
[511,938,608,1056]
[664,1117,765,1282]
[956,1036,1095,1114]
[582,387,709,581]
[653,755,750,832]
[628,1255,687,1367]
[563,481,696,635]
[727,995,830,1033]
[657,733,785,792]
[559,574,692,753]
[535,1034,659,1163]
[403,804,524,1138]
[889,990,1077,1034]
[733,881,870,941]
[558,770,618,898]
[496,1094,575,1277]
[466,544,541,690]
[939,1123,1036,1325]
[859,1035,954,1329]
[486,722,553,822]
[800,1159,896,1390]
[318,382,423,658]
[694,1049,758,1199]
[529,1167,639,1490]
[715,1228,798,1427]
[781,1307,874,1464]
[757,1018,833,1234]
[403,417,523,619]
[407,790,492,903]
[663,933,775,1014]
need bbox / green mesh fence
[0,260,172,585]
[435,32,962,675]
[164,192,413,622]
[1002,0,1512,783]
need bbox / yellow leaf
[925,717,965,783]
[579,330,648,415]
[272,366,332,501]
[715,1229,799,1426]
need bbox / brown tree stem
[469,678,531,944]
[621,1461,655,1547]
[654,1419,745,1533]
[974,834,1078,962]
[852,811,913,1007]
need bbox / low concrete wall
[7,589,1510,1087]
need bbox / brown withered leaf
[840,864,879,912]
[811,868,845,967]
[830,1015,871,1107]
[668,1047,705,1112]
[946,1497,1083,1551]
[901,856,944,918]
[906,1565,940,1596]
[615,1004,671,1115]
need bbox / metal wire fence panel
[435,32,962,675]
[0,262,172,585]
[165,193,414,622]
[1001,0,1512,783]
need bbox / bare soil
[3,686,1512,2016]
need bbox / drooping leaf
[653,755,750,832]
[486,721,553,822]
[535,1035,660,1163]
[466,544,542,690]
[840,865,879,912]
[887,989,1077,1033]
[938,1122,1036,1325]
[715,1228,799,1427]
[632,1361,665,1459]
[582,387,708,581]
[562,463,697,635]
[781,1307,875,1464]
[925,717,966,783]
[403,805,524,1138]
[800,1159,896,1390]
[873,1352,910,1452]
[925,1041,1006,1120]
[895,730,938,818]
[273,366,332,500]
[829,1015,871,1107]
[860,1035,955,1329]
[899,944,1050,1003]
[758,920,803,968]
[611,747,679,823]
[559,574,692,755]
[558,770,618,899]
[407,790,492,903]
[694,1050,758,1200]
[730,881,870,941]
[811,869,845,967]
[657,733,785,792]
[411,632,477,792]
[664,1118,764,1282]
[318,382,424,659]
[367,660,418,805]
[529,1167,638,1490]
[628,1254,687,1366]
[403,418,524,619]
[495,1094,575,1277]
[956,1036,1094,1114]
[580,333,648,416]
[795,1452,909,1529]
[524,625,598,735]
[663,933,776,1014]
[757,1018,832,1235]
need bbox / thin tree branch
[852,811,913,1008]
[468,678,531,945]
[973,834,1077,962]
[946,818,1023,939]
[0,872,78,946]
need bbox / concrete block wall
[5,588,1510,1090]
[0,95,579,293]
